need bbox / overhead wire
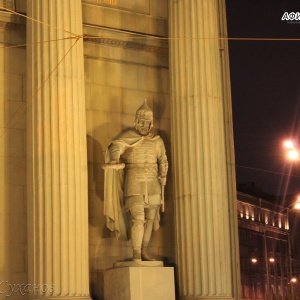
[83,35,300,41]
[0,6,299,51]
[0,37,79,49]
[234,164,300,179]
[0,7,82,138]
[0,37,80,138]
[1,35,299,51]
[1,6,300,181]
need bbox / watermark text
[0,281,55,297]
[281,12,300,23]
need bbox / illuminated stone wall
[0,14,27,294]
[0,1,172,298]
[81,1,174,298]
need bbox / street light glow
[269,258,275,263]
[251,258,258,263]
[284,140,294,149]
[295,198,300,210]
[283,140,300,160]
[291,277,297,283]
[287,149,299,161]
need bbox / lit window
[251,258,258,263]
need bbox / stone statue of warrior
[103,100,168,262]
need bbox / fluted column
[169,0,240,299]
[27,1,90,299]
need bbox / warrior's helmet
[134,99,153,127]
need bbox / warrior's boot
[141,247,155,261]
[141,219,155,261]
[131,219,144,262]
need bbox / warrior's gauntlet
[159,162,168,185]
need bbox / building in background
[238,192,300,299]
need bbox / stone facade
[0,10,27,298]
[0,1,240,299]
[1,1,172,299]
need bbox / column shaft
[169,0,240,299]
[27,1,90,298]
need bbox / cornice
[84,36,168,55]
[0,12,168,55]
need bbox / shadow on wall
[87,130,131,300]
[1,29,28,295]
[86,134,108,234]
[87,133,106,300]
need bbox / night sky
[226,0,300,199]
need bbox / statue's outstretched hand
[109,160,118,164]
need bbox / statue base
[113,260,163,268]
[104,265,175,300]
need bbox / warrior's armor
[109,136,168,209]
[104,100,168,262]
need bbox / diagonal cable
[0,37,80,138]
[235,164,300,179]
[83,35,300,41]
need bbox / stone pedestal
[104,267,175,300]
